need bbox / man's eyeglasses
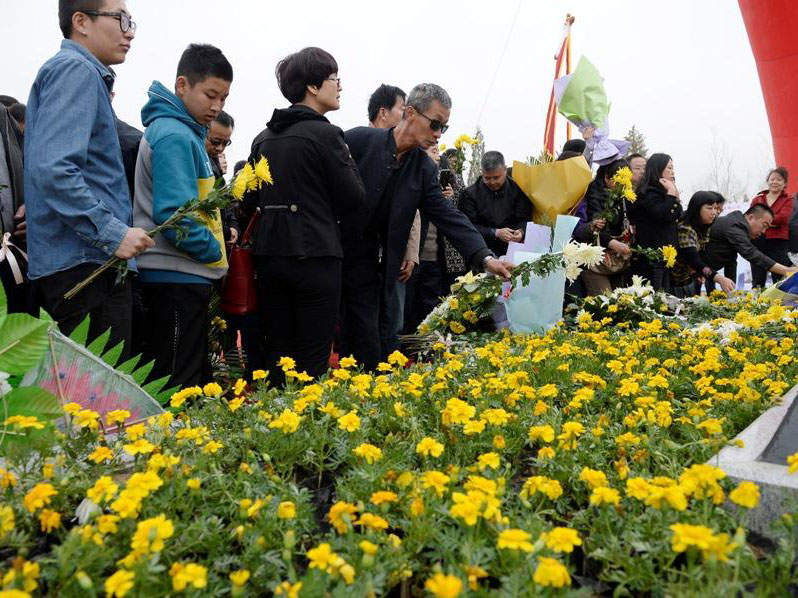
[416,110,449,134]
[324,77,342,88]
[81,11,137,34]
[207,138,232,148]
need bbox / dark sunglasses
[207,138,232,148]
[416,110,449,134]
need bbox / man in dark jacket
[704,204,798,285]
[460,150,532,256]
[342,83,513,370]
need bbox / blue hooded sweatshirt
[133,81,226,284]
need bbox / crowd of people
[2,0,797,389]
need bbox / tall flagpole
[543,14,575,157]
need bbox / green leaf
[101,340,125,368]
[142,374,172,398]
[0,313,50,374]
[0,387,62,420]
[132,359,156,386]
[156,384,180,405]
[0,282,6,319]
[85,327,112,356]
[117,354,142,375]
[68,315,91,346]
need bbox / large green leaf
[68,315,91,346]
[117,354,142,375]
[85,327,111,356]
[0,313,50,374]
[0,386,62,420]
[101,340,125,368]
[0,281,6,319]
[132,359,156,386]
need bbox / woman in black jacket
[671,191,735,297]
[630,153,683,291]
[582,158,633,295]
[245,47,365,384]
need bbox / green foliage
[0,312,50,374]
[625,124,648,158]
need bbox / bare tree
[703,128,749,203]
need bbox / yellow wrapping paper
[198,176,228,270]
[512,156,592,224]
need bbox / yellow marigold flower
[275,580,303,598]
[497,528,534,552]
[230,569,250,587]
[702,532,737,562]
[669,523,714,552]
[528,425,555,443]
[538,447,556,460]
[307,542,339,570]
[425,572,463,598]
[477,452,500,471]
[0,468,17,488]
[278,356,296,371]
[788,452,798,475]
[0,505,15,538]
[416,437,445,458]
[579,467,608,488]
[170,562,207,591]
[254,155,273,185]
[359,540,379,555]
[4,415,45,430]
[202,382,222,397]
[269,409,302,434]
[123,439,156,456]
[543,527,582,553]
[590,487,620,506]
[24,482,57,512]
[130,514,174,553]
[87,476,118,503]
[337,410,361,432]
[252,369,268,380]
[63,402,82,415]
[493,434,506,449]
[533,557,571,588]
[105,569,135,597]
[449,493,481,526]
[371,491,398,505]
[353,443,383,464]
[75,409,100,430]
[328,501,358,534]
[39,508,61,533]
[387,350,408,367]
[354,513,389,531]
[124,423,146,440]
[464,475,497,496]
[202,440,224,455]
[277,501,296,519]
[662,245,678,268]
[463,419,486,435]
[97,514,120,535]
[449,321,466,334]
[187,478,201,490]
[442,397,476,425]
[729,481,760,509]
[625,477,652,500]
[422,471,451,497]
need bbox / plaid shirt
[672,224,707,285]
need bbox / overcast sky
[1,0,775,200]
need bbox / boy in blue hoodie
[133,44,232,388]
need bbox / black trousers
[752,237,791,288]
[256,256,341,385]
[404,260,444,333]
[139,282,211,389]
[35,263,132,359]
[339,255,381,371]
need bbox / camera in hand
[439,168,452,190]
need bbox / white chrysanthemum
[562,242,604,268]
[564,262,582,282]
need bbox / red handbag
[221,209,260,315]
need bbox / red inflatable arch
[739,0,798,192]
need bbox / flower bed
[2,295,798,596]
